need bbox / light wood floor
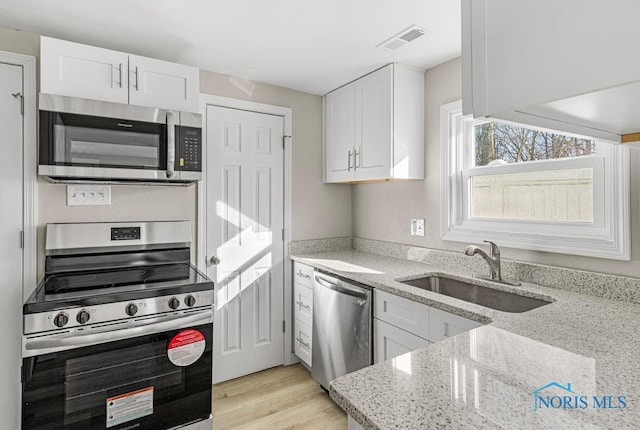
[213,364,347,430]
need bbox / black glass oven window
[54,125,159,167]
[40,111,167,170]
[22,324,212,430]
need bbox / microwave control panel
[177,126,202,172]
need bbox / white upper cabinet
[41,36,129,104]
[324,63,424,183]
[325,82,356,182]
[462,0,640,143]
[129,55,199,112]
[355,65,393,181]
[40,37,200,112]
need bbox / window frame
[440,100,631,260]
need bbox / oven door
[39,108,173,181]
[22,314,212,430]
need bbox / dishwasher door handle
[315,275,368,300]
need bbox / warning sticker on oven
[168,329,206,366]
[106,387,153,428]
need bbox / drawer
[374,318,431,364]
[294,319,312,366]
[293,262,314,287]
[429,307,482,343]
[293,282,313,327]
[374,289,430,339]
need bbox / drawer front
[429,307,482,343]
[374,290,430,339]
[293,283,313,327]
[374,318,431,364]
[294,319,313,366]
[293,262,314,287]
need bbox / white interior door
[206,105,285,383]
[0,61,24,429]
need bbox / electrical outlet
[67,185,111,206]
[410,219,425,236]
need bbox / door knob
[209,256,221,265]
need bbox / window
[440,101,630,260]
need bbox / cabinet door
[354,65,392,181]
[41,36,128,104]
[374,289,430,339]
[429,307,481,343]
[129,55,199,112]
[293,282,313,327]
[324,83,356,183]
[374,318,430,364]
[293,262,314,288]
[294,319,312,366]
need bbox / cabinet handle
[356,145,361,168]
[347,150,352,171]
[296,337,310,348]
[296,270,310,279]
[134,66,139,91]
[295,301,311,310]
[117,63,123,88]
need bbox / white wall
[353,57,640,278]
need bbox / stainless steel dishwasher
[311,271,372,389]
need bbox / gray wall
[0,26,352,279]
[352,57,640,278]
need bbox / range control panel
[177,126,202,172]
[23,290,215,335]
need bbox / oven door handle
[24,310,212,355]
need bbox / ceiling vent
[376,25,426,51]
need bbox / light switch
[410,219,425,236]
[67,185,111,206]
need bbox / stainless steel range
[22,221,214,430]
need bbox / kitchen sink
[400,276,551,313]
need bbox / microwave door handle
[24,310,212,355]
[166,111,177,178]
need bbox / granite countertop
[290,250,640,429]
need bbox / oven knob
[53,312,69,328]
[125,303,138,316]
[76,310,91,324]
[168,297,180,310]
[184,295,196,307]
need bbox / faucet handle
[483,240,500,258]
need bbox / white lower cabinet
[293,262,314,366]
[348,416,365,430]
[373,289,483,362]
[429,307,482,343]
[374,318,431,363]
[294,319,313,366]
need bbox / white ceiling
[0,0,461,95]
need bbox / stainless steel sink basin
[400,276,551,313]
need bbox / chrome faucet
[463,241,502,281]
[463,241,521,286]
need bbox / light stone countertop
[290,250,640,429]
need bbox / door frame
[0,51,38,301]
[0,50,37,430]
[197,94,296,366]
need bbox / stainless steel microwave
[38,94,202,185]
